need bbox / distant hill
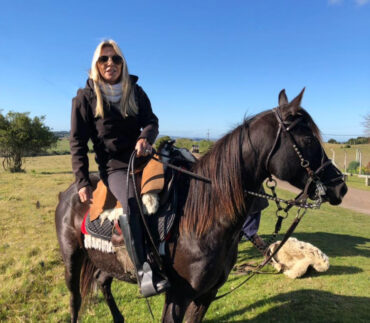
[53,131,70,139]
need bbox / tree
[0,111,58,172]
[328,138,338,144]
[154,135,172,150]
[364,113,370,137]
[198,139,214,153]
[347,161,360,174]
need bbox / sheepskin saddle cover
[268,237,330,279]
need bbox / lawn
[0,155,369,322]
[344,174,370,192]
[325,143,370,172]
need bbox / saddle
[88,153,165,222]
[83,142,196,251]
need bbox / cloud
[328,0,369,5]
[355,0,370,5]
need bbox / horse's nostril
[340,183,348,197]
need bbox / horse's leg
[63,249,84,323]
[183,289,218,323]
[161,291,191,323]
[95,270,124,323]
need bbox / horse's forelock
[300,109,322,142]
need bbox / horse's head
[263,89,347,205]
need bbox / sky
[0,0,369,141]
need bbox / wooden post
[365,176,370,187]
[330,149,335,166]
[359,151,362,175]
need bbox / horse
[55,89,347,322]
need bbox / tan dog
[268,237,329,279]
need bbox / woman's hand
[135,138,153,157]
[78,185,93,203]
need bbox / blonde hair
[90,39,138,118]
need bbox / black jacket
[70,76,159,190]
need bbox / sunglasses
[97,55,123,65]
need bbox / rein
[151,153,211,184]
[214,207,306,300]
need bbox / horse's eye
[303,136,314,145]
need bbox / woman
[70,39,169,297]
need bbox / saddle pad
[83,206,176,243]
[148,199,177,242]
[85,213,114,241]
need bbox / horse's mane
[180,107,322,238]
[180,118,251,238]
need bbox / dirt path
[274,178,370,215]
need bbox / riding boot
[250,233,268,255]
[117,213,170,297]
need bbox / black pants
[105,169,140,216]
[106,169,145,250]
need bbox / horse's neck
[180,126,269,241]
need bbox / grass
[325,143,370,171]
[344,174,370,191]
[0,155,369,322]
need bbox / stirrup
[139,262,170,297]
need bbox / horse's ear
[282,87,305,118]
[278,89,288,106]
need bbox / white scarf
[99,82,122,103]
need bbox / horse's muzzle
[326,181,348,205]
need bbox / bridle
[215,107,345,301]
[246,107,342,213]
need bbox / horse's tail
[80,256,97,302]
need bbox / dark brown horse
[55,89,347,322]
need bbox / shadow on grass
[292,232,370,258]
[39,171,73,175]
[239,232,370,259]
[237,232,368,277]
[205,289,370,322]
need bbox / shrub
[364,162,370,175]
[347,161,360,174]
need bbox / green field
[0,154,369,322]
[325,143,370,172]
[344,174,370,191]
